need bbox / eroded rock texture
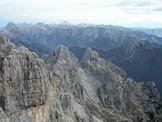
[44,45,162,122]
[0,36,161,122]
[0,36,50,122]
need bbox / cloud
[152,7,162,11]
[118,0,162,15]
[0,0,162,27]
[118,1,151,7]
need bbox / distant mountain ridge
[106,39,162,92]
[0,22,162,55]
[136,28,162,38]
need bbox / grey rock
[0,36,51,122]
[44,45,162,122]
[0,37,161,122]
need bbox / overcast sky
[0,0,162,27]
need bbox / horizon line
[1,21,162,29]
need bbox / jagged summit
[5,22,18,30]
[43,45,162,122]
[33,23,50,31]
[82,47,126,78]
[83,48,99,62]
[0,36,11,44]
[54,44,79,65]
[55,44,70,56]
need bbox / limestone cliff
[44,45,162,122]
[0,36,161,122]
[0,36,51,122]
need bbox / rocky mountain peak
[55,44,70,57]
[33,23,50,31]
[83,48,99,62]
[4,22,21,36]
[82,47,126,78]
[5,22,18,30]
[44,45,162,122]
[54,45,79,66]
[0,36,11,45]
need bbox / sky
[0,0,162,27]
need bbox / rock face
[0,36,51,122]
[0,36,162,122]
[44,45,162,122]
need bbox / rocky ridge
[44,44,162,122]
[0,36,161,122]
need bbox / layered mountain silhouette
[1,23,162,95]
[0,36,162,122]
[1,23,162,53]
[136,28,162,38]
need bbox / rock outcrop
[0,36,51,122]
[44,45,162,122]
[0,36,161,122]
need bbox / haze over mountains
[1,22,162,94]
[1,0,162,121]
[1,22,162,51]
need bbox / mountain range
[1,22,162,95]
[1,22,162,53]
[0,36,162,122]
